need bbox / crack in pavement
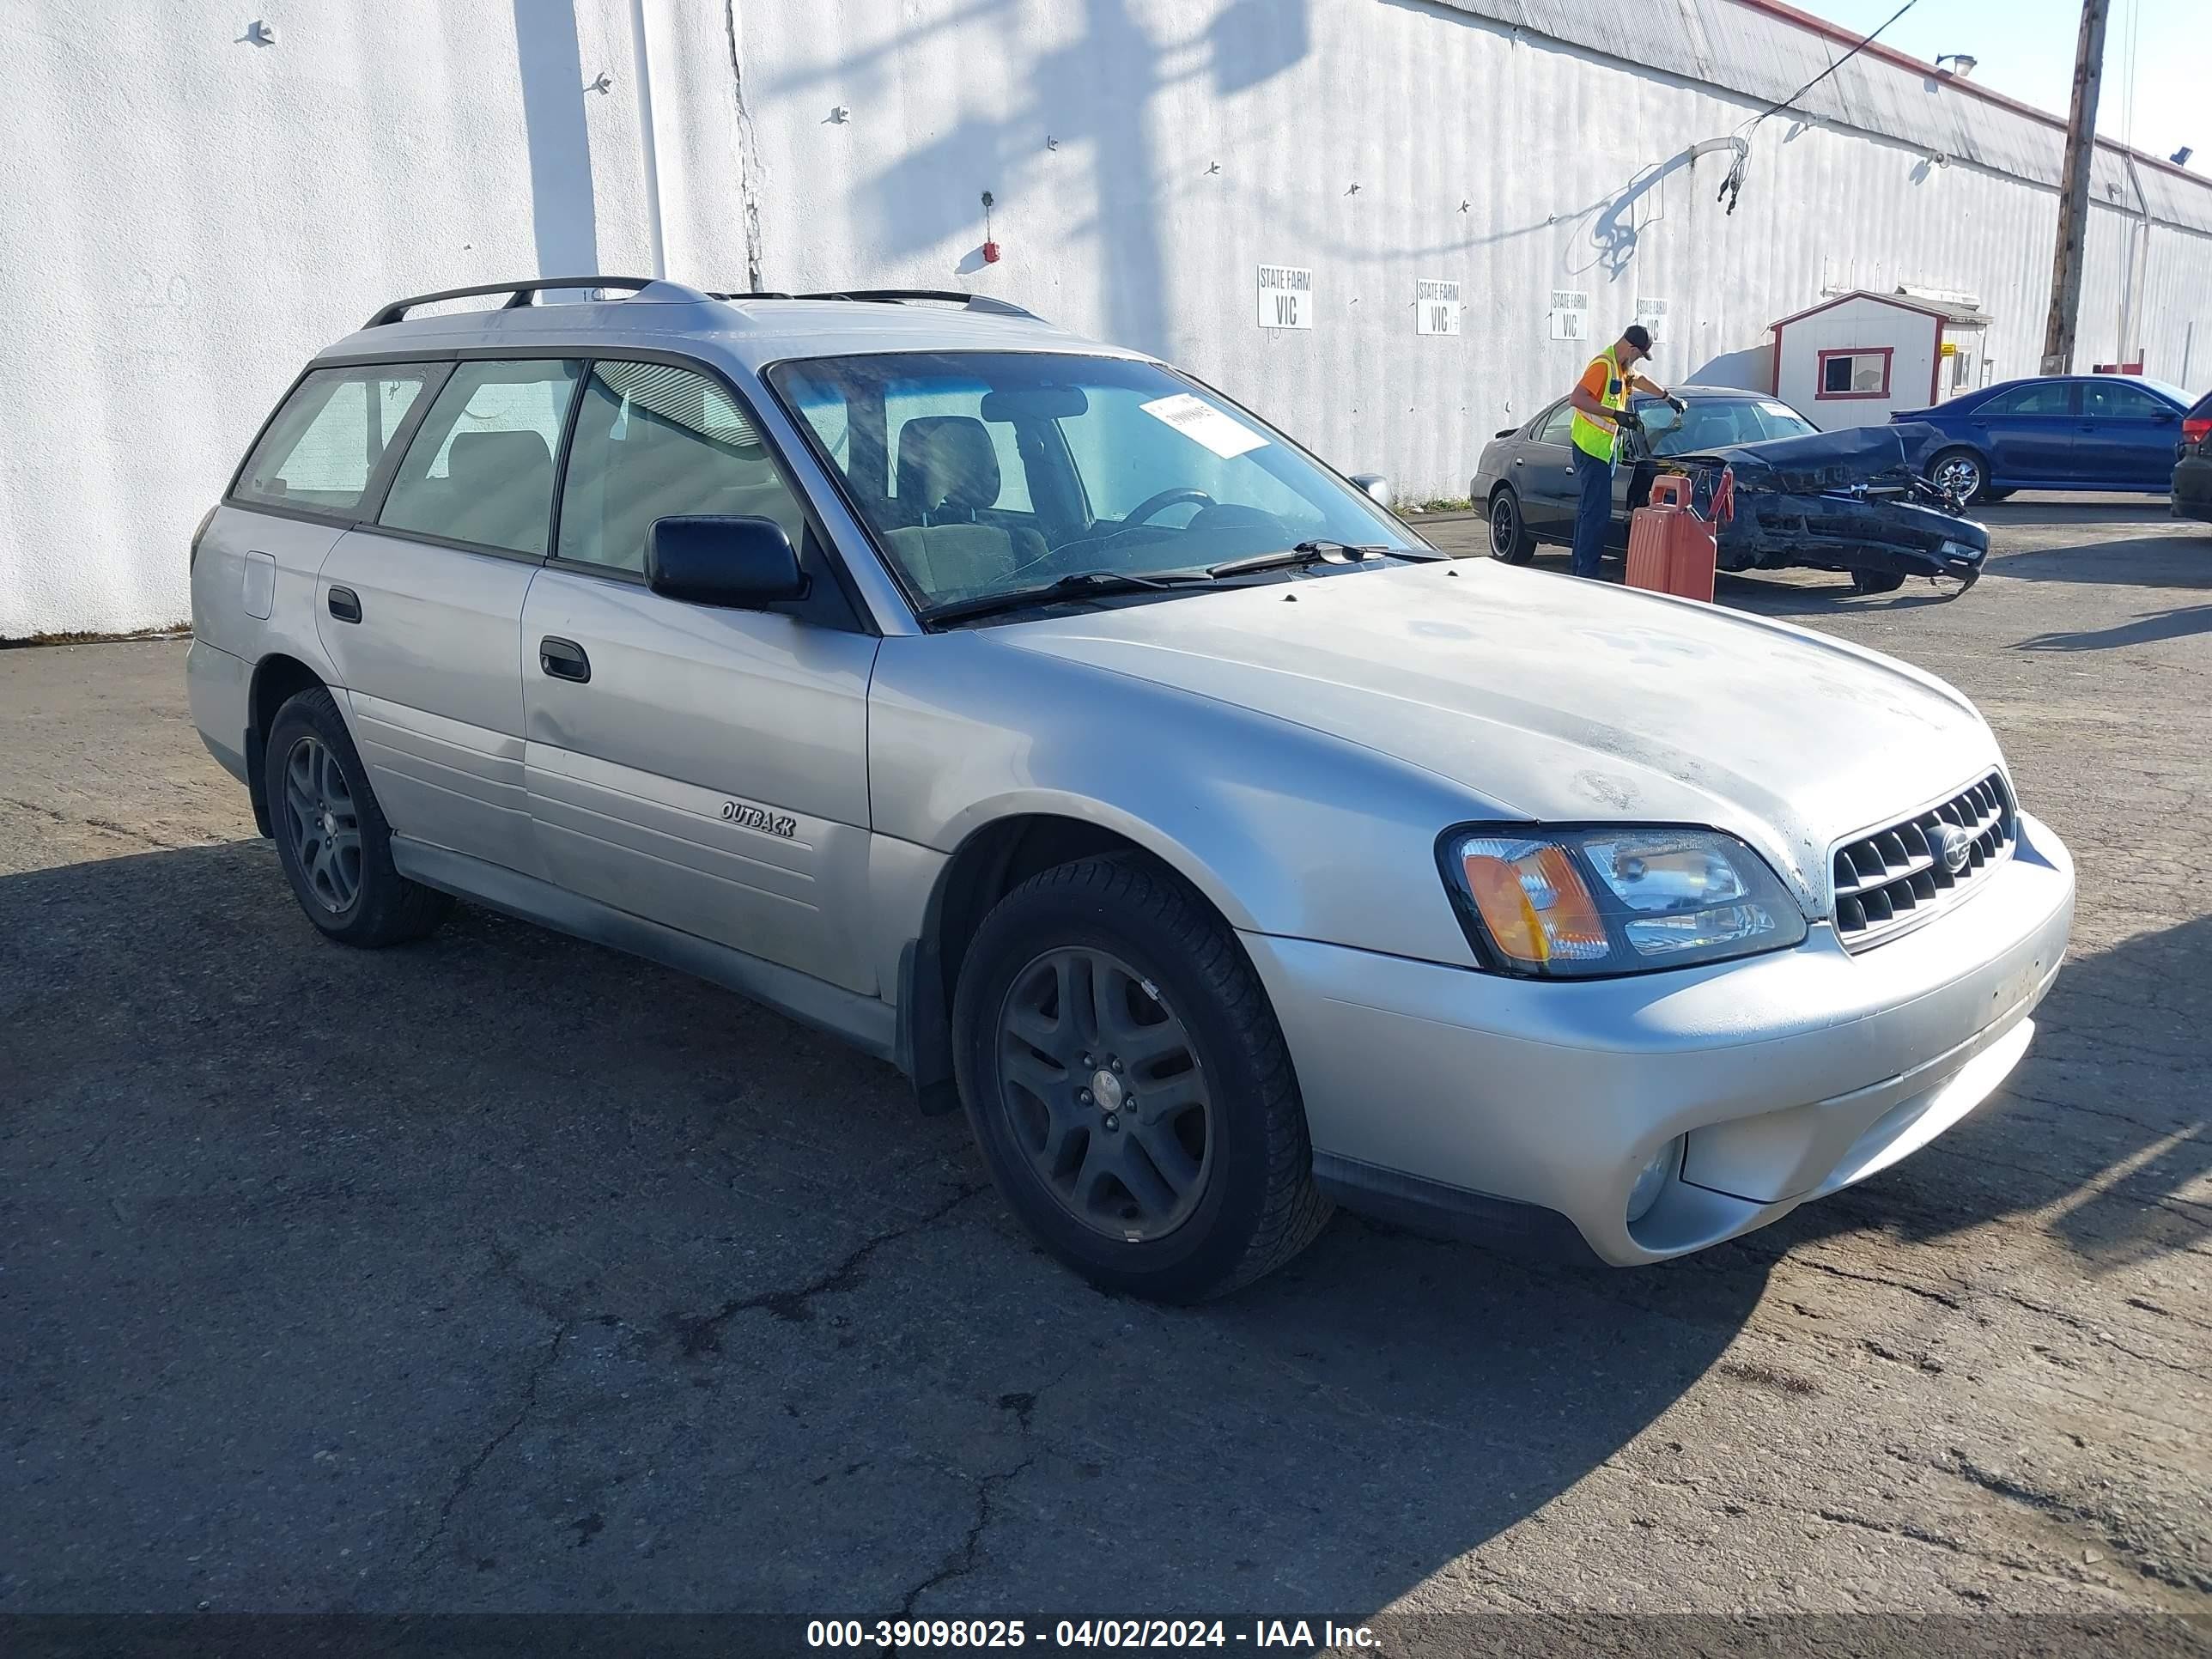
[896,1358,1075,1617]
[1761,1251,1968,1311]
[1988,1286,2203,1376]
[0,795,204,853]
[1947,1456,2212,1595]
[670,1182,988,1355]
[1618,1463,2054,1582]
[408,1317,572,1572]
[898,1452,1039,1617]
[2001,1087,2196,1140]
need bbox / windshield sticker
[1139,393,1268,459]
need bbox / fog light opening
[1626,1134,1686,1224]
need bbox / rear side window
[233,368,430,515]
[1986,382,2075,417]
[379,361,581,555]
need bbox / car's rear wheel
[266,687,450,946]
[1849,569,1907,595]
[1929,447,1988,505]
[952,854,1331,1302]
[1489,488,1536,563]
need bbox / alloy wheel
[1934,453,1982,502]
[1490,495,1519,558]
[991,946,1213,1243]
[282,734,362,914]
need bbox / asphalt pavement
[3,498,2208,1644]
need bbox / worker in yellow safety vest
[1566,323,1682,580]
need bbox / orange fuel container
[1626,474,1717,602]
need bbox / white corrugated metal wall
[733,0,2210,513]
[3,0,2209,635]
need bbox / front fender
[867,633,1499,968]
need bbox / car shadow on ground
[1988,535,2212,592]
[1713,571,1966,617]
[1972,499,2176,529]
[3,842,1769,1617]
[2013,603,2212,652]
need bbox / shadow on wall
[836,0,1312,357]
[513,0,599,275]
[1689,345,1774,392]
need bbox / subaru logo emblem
[1931,823,1973,876]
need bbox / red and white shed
[1769,289,1991,429]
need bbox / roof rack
[363,276,707,329]
[709,287,1042,321]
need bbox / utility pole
[2040,0,2110,374]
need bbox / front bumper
[2172,457,2212,522]
[1245,811,2074,1265]
[1719,493,1988,581]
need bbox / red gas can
[1626,474,1717,602]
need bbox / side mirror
[2149,408,2176,423]
[1348,472,1394,507]
[1495,426,1519,439]
[647,515,806,609]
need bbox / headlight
[1438,825,1807,977]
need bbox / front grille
[1831,772,2014,950]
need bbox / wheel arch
[245,653,330,836]
[896,805,1251,1115]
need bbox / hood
[1695,422,1942,490]
[991,561,2000,902]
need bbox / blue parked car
[1893,374,2196,503]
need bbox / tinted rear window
[233,368,432,516]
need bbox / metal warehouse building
[4,0,2208,636]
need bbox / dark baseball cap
[1622,324,1653,352]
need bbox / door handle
[538,636,591,684]
[327,586,362,623]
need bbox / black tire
[952,854,1332,1303]
[1928,447,1989,506]
[265,686,451,947]
[1850,569,1908,595]
[1488,487,1536,563]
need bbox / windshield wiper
[917,568,1216,626]
[1206,539,1396,578]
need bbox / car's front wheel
[1929,447,1988,506]
[952,854,1331,1302]
[1489,488,1536,563]
[266,687,451,946]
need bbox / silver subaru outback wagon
[187,276,2075,1301]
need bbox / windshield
[1634,396,1818,455]
[767,351,1419,609]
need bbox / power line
[1718,0,1920,214]
[1741,0,1919,132]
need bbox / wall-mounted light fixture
[1934,53,1977,77]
